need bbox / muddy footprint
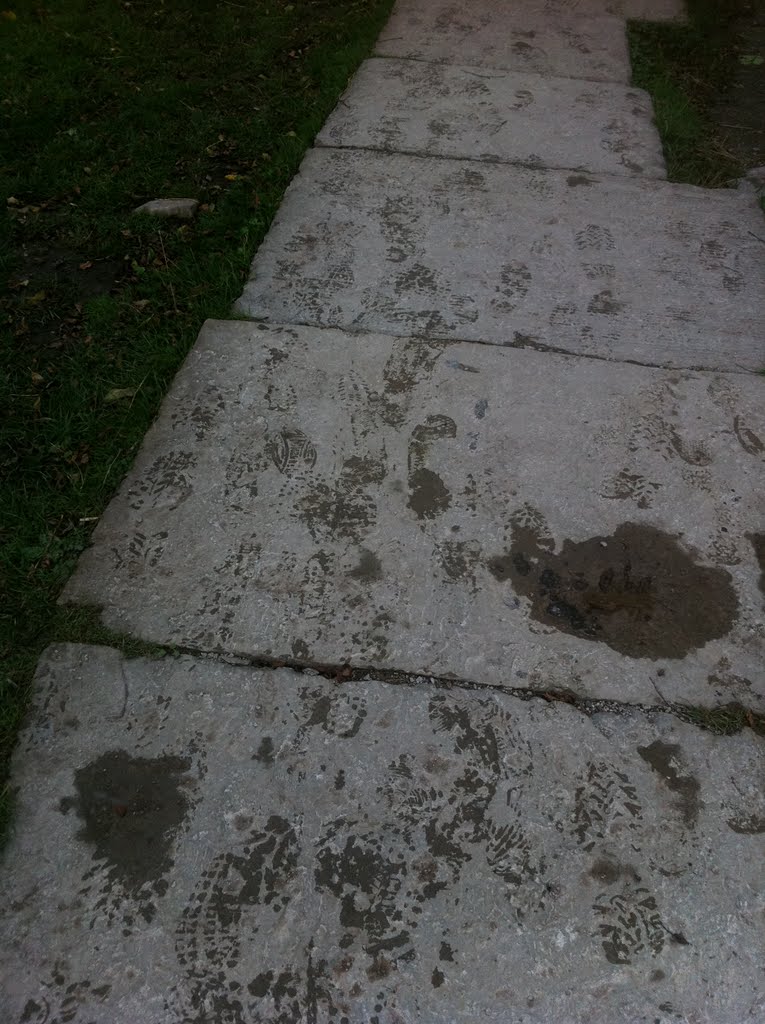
[407,414,457,520]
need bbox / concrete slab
[376,1,632,83]
[63,320,765,708]
[2,643,763,1024]
[235,149,765,372]
[318,59,666,178]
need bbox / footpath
[2,0,764,1021]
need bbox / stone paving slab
[235,148,765,372]
[318,58,666,178]
[62,320,765,709]
[2,643,763,1024]
[376,1,632,83]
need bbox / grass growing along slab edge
[0,0,394,841]
[628,0,763,187]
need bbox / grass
[0,0,393,839]
[678,702,765,737]
[628,0,750,185]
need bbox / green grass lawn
[628,0,750,185]
[0,0,392,838]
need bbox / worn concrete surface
[6,0,765,1014]
[376,2,632,83]
[62,320,765,709]
[318,59,667,178]
[1,643,763,1024]
[235,149,764,371]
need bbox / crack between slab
[64,610,763,738]
[364,52,645,96]
[314,139,669,186]
[176,645,765,737]
[235,313,760,376]
[370,50,632,89]
[307,141,758,206]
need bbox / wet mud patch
[60,750,193,896]
[489,522,738,659]
[407,414,456,521]
[408,468,451,519]
[637,741,700,828]
[727,814,765,835]
[748,533,765,594]
[593,888,669,965]
[296,479,376,542]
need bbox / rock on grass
[133,198,198,219]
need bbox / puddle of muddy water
[59,749,193,893]
[488,522,738,659]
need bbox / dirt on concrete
[488,521,739,659]
[59,749,194,896]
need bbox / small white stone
[133,198,199,219]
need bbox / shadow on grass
[628,0,750,185]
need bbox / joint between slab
[203,650,765,739]
[366,51,632,88]
[60,615,765,739]
[227,313,760,376]
[313,140,668,184]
